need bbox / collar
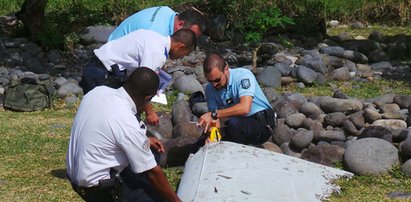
[169,13,177,35]
[118,87,137,115]
[227,68,233,89]
[164,36,171,59]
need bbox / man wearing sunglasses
[195,53,277,150]
[67,67,181,202]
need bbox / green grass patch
[1,79,411,201]
[331,168,411,201]
[279,79,411,99]
[327,25,411,38]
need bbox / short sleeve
[140,52,166,72]
[237,70,256,97]
[118,121,157,173]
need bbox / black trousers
[71,151,163,202]
[191,110,274,153]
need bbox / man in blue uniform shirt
[108,6,205,41]
[196,53,277,148]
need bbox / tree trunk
[15,0,48,42]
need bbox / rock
[172,122,203,138]
[379,103,400,113]
[393,95,411,109]
[275,100,299,118]
[370,61,393,71]
[348,111,365,129]
[262,141,283,153]
[320,97,363,113]
[344,138,399,175]
[331,67,350,81]
[351,22,365,29]
[80,25,116,43]
[399,138,411,159]
[171,99,191,126]
[290,129,313,151]
[64,95,78,107]
[205,14,228,41]
[358,126,393,143]
[295,65,318,85]
[280,142,301,158]
[46,49,63,64]
[342,120,359,136]
[342,50,368,64]
[161,136,197,167]
[146,112,173,140]
[54,76,67,88]
[191,102,208,118]
[301,144,345,167]
[324,112,347,127]
[285,113,306,128]
[300,102,323,117]
[364,108,382,123]
[256,66,282,88]
[275,62,292,76]
[369,31,385,42]
[57,82,83,98]
[174,75,204,94]
[272,120,293,145]
[317,130,346,142]
[259,42,284,56]
[300,56,328,74]
[371,119,407,130]
[284,93,306,106]
[320,46,344,57]
[262,88,280,104]
[327,20,339,27]
[333,89,349,99]
[401,159,411,178]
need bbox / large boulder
[344,138,399,175]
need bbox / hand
[146,111,160,126]
[198,112,213,132]
[148,136,165,153]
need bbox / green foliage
[243,7,294,43]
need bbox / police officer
[79,28,196,126]
[108,6,205,41]
[196,53,276,148]
[67,67,182,202]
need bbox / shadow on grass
[51,168,68,180]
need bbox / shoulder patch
[143,139,150,152]
[241,79,251,89]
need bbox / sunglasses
[209,73,224,83]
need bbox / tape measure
[209,127,222,142]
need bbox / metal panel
[177,141,353,202]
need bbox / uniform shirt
[108,6,176,41]
[94,29,170,74]
[205,68,272,117]
[66,86,157,187]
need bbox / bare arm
[144,103,159,126]
[145,166,181,202]
[199,96,253,131]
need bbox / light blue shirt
[108,6,176,41]
[205,68,272,116]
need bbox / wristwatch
[211,110,218,120]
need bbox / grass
[280,79,411,99]
[327,24,411,38]
[1,79,411,201]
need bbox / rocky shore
[1,20,411,178]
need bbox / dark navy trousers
[191,116,272,153]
